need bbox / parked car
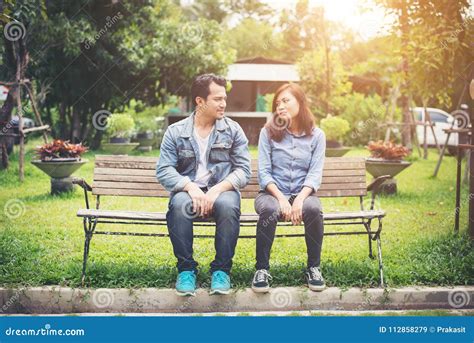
[5,116,35,155]
[412,107,460,155]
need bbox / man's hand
[185,183,207,217]
[278,197,292,222]
[202,188,221,217]
[291,195,304,226]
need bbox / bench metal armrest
[72,177,92,191]
[367,175,391,193]
[72,177,92,209]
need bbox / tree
[180,0,273,24]
[376,0,471,149]
[224,18,283,60]
[298,48,352,118]
[0,0,47,176]
[1,0,235,149]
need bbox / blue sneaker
[175,271,196,296]
[210,270,231,295]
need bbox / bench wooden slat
[96,161,157,169]
[322,169,365,177]
[92,181,367,193]
[95,156,364,164]
[95,167,156,176]
[95,155,159,162]
[95,160,365,171]
[94,167,367,178]
[93,174,366,185]
[241,189,366,198]
[77,209,385,221]
[94,175,160,183]
[93,181,165,190]
[92,188,367,198]
[323,162,365,169]
[92,188,169,197]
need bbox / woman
[252,83,326,293]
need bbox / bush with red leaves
[36,140,88,161]
[366,140,409,161]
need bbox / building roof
[227,63,300,82]
[235,56,292,65]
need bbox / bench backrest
[92,155,367,198]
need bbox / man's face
[196,82,227,120]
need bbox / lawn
[0,137,472,289]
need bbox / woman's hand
[278,197,292,222]
[291,196,304,225]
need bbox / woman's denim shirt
[258,127,326,196]
[156,112,251,194]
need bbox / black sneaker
[251,269,272,293]
[305,266,326,291]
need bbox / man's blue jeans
[166,190,241,274]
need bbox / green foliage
[347,37,403,100]
[224,18,283,60]
[298,48,352,118]
[123,98,176,133]
[134,117,158,134]
[320,116,350,141]
[376,0,472,109]
[264,93,274,112]
[107,113,135,138]
[332,92,400,146]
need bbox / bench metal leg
[376,234,384,288]
[368,234,374,259]
[363,220,374,259]
[372,218,385,287]
[81,217,97,286]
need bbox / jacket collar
[180,111,228,138]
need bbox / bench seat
[77,208,386,222]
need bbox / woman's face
[275,89,300,120]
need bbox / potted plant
[320,115,351,157]
[31,139,88,194]
[102,113,138,154]
[365,140,411,194]
[133,116,157,152]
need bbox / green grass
[0,137,473,289]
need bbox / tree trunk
[71,106,81,143]
[0,89,15,169]
[59,102,67,139]
[422,103,428,159]
[91,128,103,150]
[400,2,412,149]
[80,110,89,143]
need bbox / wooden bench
[74,155,390,286]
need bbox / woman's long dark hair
[265,83,315,142]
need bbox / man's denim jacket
[156,112,251,194]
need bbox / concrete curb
[0,286,473,314]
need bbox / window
[428,111,448,123]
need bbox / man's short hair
[191,73,227,106]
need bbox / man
[156,74,251,296]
